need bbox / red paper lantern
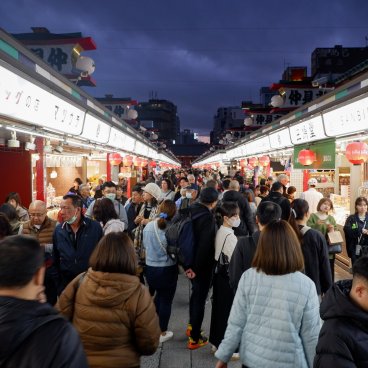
[149,161,157,168]
[248,157,258,168]
[345,141,368,165]
[298,149,316,166]
[133,157,142,167]
[239,159,247,168]
[258,155,270,167]
[109,153,122,166]
[123,155,133,166]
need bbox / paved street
[141,265,352,368]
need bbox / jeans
[189,275,212,341]
[145,265,178,332]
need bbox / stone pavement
[141,273,241,368]
[141,264,352,368]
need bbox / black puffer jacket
[190,202,217,279]
[261,191,291,221]
[0,296,88,368]
[222,190,257,236]
[314,280,368,368]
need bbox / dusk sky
[2,0,368,135]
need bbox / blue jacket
[215,268,321,368]
[53,217,103,292]
[143,220,176,267]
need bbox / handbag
[214,234,231,276]
[327,230,343,254]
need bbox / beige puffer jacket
[58,268,160,368]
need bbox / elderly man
[176,183,199,211]
[79,184,94,210]
[277,173,289,196]
[20,200,57,305]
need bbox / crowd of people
[0,169,367,367]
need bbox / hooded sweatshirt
[0,296,87,368]
[314,280,368,367]
[103,218,126,234]
[58,268,160,368]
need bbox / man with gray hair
[20,200,57,305]
[277,173,289,196]
[187,174,196,185]
[222,180,257,236]
[79,184,94,210]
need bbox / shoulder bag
[214,233,231,276]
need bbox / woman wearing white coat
[215,220,320,368]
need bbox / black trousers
[189,275,212,341]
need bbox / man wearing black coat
[314,256,368,367]
[222,179,257,236]
[261,181,291,221]
[185,187,218,350]
[0,235,87,368]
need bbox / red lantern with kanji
[345,141,368,165]
[248,157,258,168]
[109,153,122,166]
[239,159,247,168]
[123,155,133,166]
[258,155,270,167]
[149,161,157,168]
[298,149,316,166]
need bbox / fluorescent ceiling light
[5,126,59,139]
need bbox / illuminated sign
[289,116,326,144]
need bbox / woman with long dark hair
[215,221,320,368]
[289,198,332,297]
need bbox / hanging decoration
[248,157,258,168]
[109,153,122,166]
[239,159,247,168]
[298,149,316,166]
[345,141,368,165]
[123,155,133,167]
[258,155,270,167]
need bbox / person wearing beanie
[186,187,219,350]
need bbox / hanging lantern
[141,159,148,167]
[109,153,122,166]
[123,155,133,166]
[258,155,270,167]
[239,159,247,168]
[345,141,368,165]
[298,149,316,166]
[149,161,157,168]
[248,157,258,168]
[133,157,142,167]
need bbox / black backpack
[165,209,204,268]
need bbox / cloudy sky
[2,0,368,135]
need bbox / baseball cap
[186,183,199,191]
[308,178,318,186]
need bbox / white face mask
[227,216,241,228]
[33,224,41,229]
[186,192,192,199]
[105,193,116,201]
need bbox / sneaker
[187,335,209,350]
[185,323,192,337]
[159,331,173,343]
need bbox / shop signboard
[269,128,292,149]
[0,64,85,135]
[293,139,336,169]
[289,115,326,144]
[281,88,324,108]
[81,112,110,143]
[323,96,368,136]
[245,136,270,155]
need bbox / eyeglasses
[29,213,46,218]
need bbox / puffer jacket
[215,268,321,368]
[0,296,87,368]
[314,280,368,367]
[58,268,160,368]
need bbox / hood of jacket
[320,279,368,333]
[81,269,142,308]
[0,297,60,361]
[103,219,125,233]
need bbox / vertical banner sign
[293,139,336,169]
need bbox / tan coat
[58,268,160,368]
[21,217,56,244]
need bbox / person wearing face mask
[19,200,57,305]
[53,194,103,294]
[209,202,241,359]
[176,183,199,211]
[86,181,128,229]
